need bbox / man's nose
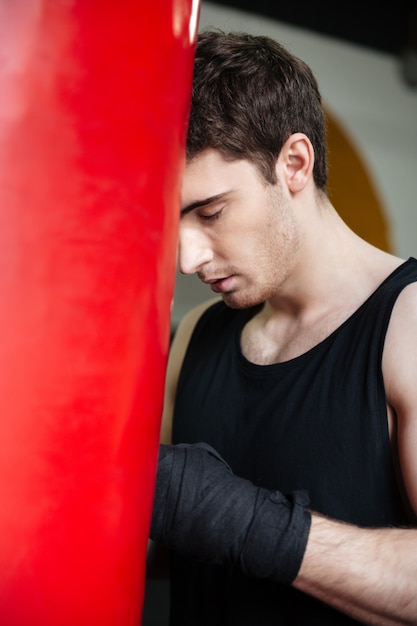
[178,225,213,275]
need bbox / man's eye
[199,209,223,222]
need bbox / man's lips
[201,276,234,293]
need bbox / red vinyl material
[0,1,199,623]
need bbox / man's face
[179,149,301,309]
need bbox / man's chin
[222,293,263,310]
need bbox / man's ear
[278,133,314,193]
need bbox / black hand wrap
[150,442,311,585]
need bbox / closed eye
[199,209,223,223]
[181,192,228,218]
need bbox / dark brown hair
[187,29,328,190]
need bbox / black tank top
[170,257,417,625]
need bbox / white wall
[171,1,417,328]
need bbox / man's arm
[383,284,417,518]
[295,515,417,626]
[150,442,417,626]
[159,296,221,444]
[147,296,220,574]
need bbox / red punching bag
[0,1,199,624]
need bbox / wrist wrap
[150,442,311,585]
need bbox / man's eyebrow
[181,192,228,216]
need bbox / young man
[150,30,417,625]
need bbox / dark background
[208,1,417,86]
[212,1,415,55]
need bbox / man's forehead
[181,150,254,204]
[184,149,227,176]
[182,150,229,201]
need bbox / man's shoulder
[175,296,223,336]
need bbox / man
[149,30,417,625]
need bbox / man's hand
[150,442,311,585]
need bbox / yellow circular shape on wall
[325,108,393,253]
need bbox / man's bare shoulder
[173,296,222,346]
[160,296,221,444]
[383,278,417,365]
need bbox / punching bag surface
[0,1,199,624]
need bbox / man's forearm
[151,443,417,625]
[295,514,417,626]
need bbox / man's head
[187,30,328,191]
